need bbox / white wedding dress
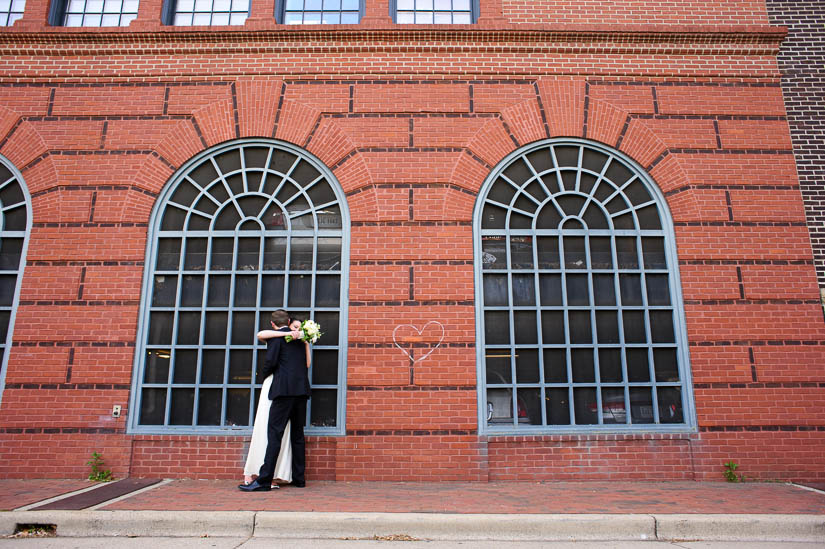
[243,374,292,483]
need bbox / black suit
[257,327,310,486]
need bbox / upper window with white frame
[165,0,249,26]
[280,0,361,24]
[0,0,25,26]
[50,0,138,26]
[474,139,693,433]
[394,0,475,24]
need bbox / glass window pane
[173,349,197,383]
[290,237,314,270]
[657,387,683,423]
[396,10,413,23]
[144,350,171,383]
[510,236,533,269]
[317,237,341,270]
[433,12,451,23]
[483,274,508,306]
[181,275,204,307]
[415,11,433,23]
[589,236,612,269]
[288,274,312,307]
[642,237,667,269]
[152,275,177,307]
[157,239,182,270]
[596,311,619,344]
[563,236,586,269]
[416,0,432,9]
[237,237,260,270]
[148,312,173,345]
[485,351,511,384]
[310,388,337,427]
[619,274,643,306]
[176,312,201,344]
[321,12,339,24]
[234,275,258,307]
[615,237,638,269]
[208,275,230,306]
[592,274,615,305]
[261,275,285,307]
[311,349,338,385]
[511,274,535,306]
[197,389,222,425]
[598,348,622,382]
[622,311,646,343]
[204,312,228,345]
[482,236,507,269]
[486,387,513,424]
[228,350,252,383]
[140,388,166,424]
[650,310,675,343]
[629,387,654,424]
[546,388,570,425]
[170,388,195,425]
[184,238,207,270]
[653,348,679,382]
[601,388,626,424]
[515,348,539,383]
[264,237,287,270]
[484,311,509,345]
[226,388,250,426]
[538,274,562,305]
[315,274,340,306]
[565,274,589,306]
[232,312,256,345]
[340,11,359,23]
[573,387,597,425]
[540,311,564,344]
[518,388,542,425]
[313,311,338,344]
[626,348,650,382]
[284,12,303,23]
[568,311,592,344]
[571,349,594,383]
[543,349,567,383]
[513,311,537,344]
[303,11,321,23]
[646,274,671,306]
[201,349,225,384]
[397,0,413,9]
[285,0,302,8]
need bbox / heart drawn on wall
[392,321,445,363]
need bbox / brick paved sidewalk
[3,479,824,515]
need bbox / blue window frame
[129,139,349,435]
[0,154,32,409]
[474,139,694,433]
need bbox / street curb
[0,511,255,538]
[0,511,823,542]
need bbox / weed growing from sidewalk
[723,460,745,482]
[87,451,114,482]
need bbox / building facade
[0,0,823,481]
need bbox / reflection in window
[395,0,473,24]
[171,0,249,26]
[282,0,360,24]
[477,140,690,431]
[0,155,30,408]
[134,140,347,433]
[1,0,24,25]
[61,0,139,26]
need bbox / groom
[239,309,309,492]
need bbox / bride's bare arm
[304,342,311,368]
[256,329,284,341]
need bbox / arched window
[0,154,31,407]
[474,139,693,432]
[130,139,349,434]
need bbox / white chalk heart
[392,321,445,363]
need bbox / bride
[242,317,311,487]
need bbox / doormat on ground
[30,478,161,510]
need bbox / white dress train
[243,374,292,483]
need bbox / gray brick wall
[766,1,825,295]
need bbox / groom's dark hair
[270,309,290,327]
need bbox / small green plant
[723,460,744,482]
[87,452,113,482]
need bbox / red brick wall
[0,1,823,483]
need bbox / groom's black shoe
[289,480,306,488]
[238,479,271,492]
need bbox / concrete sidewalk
[1,480,823,542]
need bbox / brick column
[13,0,50,30]
[245,0,277,28]
[361,0,392,26]
[129,0,165,29]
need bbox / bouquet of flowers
[285,319,323,344]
